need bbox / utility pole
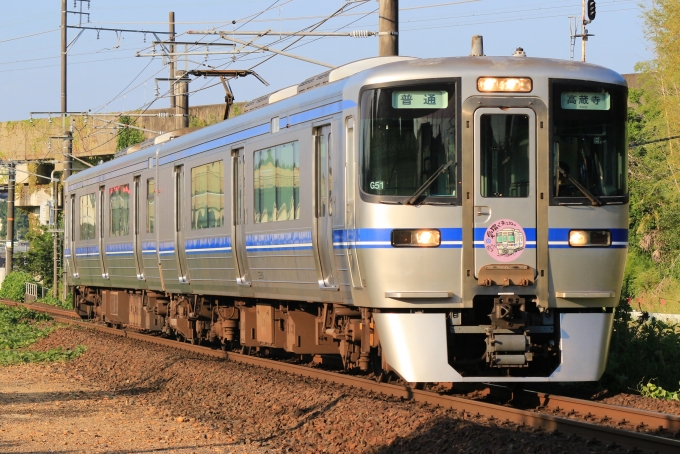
[581,0,596,62]
[169,12,176,110]
[176,70,189,129]
[6,163,14,274]
[170,13,189,130]
[61,0,72,179]
[61,0,72,300]
[379,0,398,57]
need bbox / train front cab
[355,73,628,382]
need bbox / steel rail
[524,390,680,434]
[4,299,680,453]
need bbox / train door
[344,117,362,288]
[67,194,78,278]
[313,124,338,289]
[174,165,190,283]
[473,108,537,275]
[132,175,144,280]
[231,148,251,286]
[97,186,109,279]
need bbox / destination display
[561,92,610,110]
[392,90,448,109]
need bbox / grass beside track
[0,304,85,365]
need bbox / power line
[0,28,59,44]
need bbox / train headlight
[391,229,441,247]
[569,230,611,247]
[477,77,532,92]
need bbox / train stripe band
[81,228,628,258]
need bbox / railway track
[5,299,680,453]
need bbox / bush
[0,271,37,302]
[36,294,72,310]
[602,305,680,392]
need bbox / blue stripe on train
[246,230,312,252]
[105,243,134,256]
[83,227,628,256]
[185,236,232,255]
[75,245,99,257]
[142,241,156,255]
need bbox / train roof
[67,54,625,189]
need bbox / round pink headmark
[483,219,526,262]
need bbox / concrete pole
[581,0,587,62]
[62,0,72,179]
[379,0,399,57]
[176,71,189,129]
[169,12,176,109]
[61,0,70,298]
[6,163,14,274]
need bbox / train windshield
[360,83,457,202]
[552,82,628,202]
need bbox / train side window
[190,161,224,230]
[253,141,300,223]
[79,193,96,240]
[109,184,130,236]
[146,179,155,233]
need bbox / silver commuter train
[65,48,628,383]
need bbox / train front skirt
[374,312,613,382]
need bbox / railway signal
[588,0,597,21]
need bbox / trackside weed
[0,304,86,365]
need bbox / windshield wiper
[557,165,602,207]
[405,160,454,206]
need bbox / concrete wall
[0,102,245,160]
[623,73,641,90]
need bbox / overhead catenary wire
[0,28,59,44]
[35,0,640,152]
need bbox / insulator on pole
[350,30,373,38]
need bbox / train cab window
[146,179,155,233]
[480,114,530,197]
[191,161,224,230]
[254,141,301,223]
[79,193,96,240]
[360,82,458,203]
[551,82,628,202]
[109,184,130,236]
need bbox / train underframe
[74,286,566,379]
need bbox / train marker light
[391,229,441,247]
[569,230,611,247]
[477,77,532,93]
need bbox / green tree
[0,203,30,240]
[624,0,680,305]
[14,226,55,286]
[116,115,146,151]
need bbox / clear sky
[0,0,652,122]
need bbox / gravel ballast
[0,326,672,453]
